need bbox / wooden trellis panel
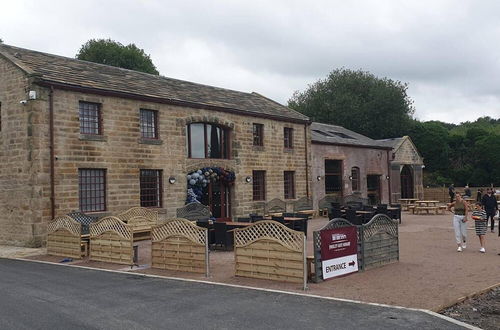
[116,207,158,223]
[234,221,306,288]
[265,198,287,214]
[293,197,313,212]
[89,216,134,265]
[151,218,208,275]
[362,214,399,270]
[47,216,82,259]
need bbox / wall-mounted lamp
[316,175,322,181]
[245,176,252,183]
[421,165,425,169]
[168,176,176,184]
[385,175,390,180]
[348,175,353,180]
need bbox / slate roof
[311,122,391,149]
[377,137,404,149]
[0,44,309,123]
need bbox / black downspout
[304,124,309,198]
[386,149,392,205]
[49,86,55,219]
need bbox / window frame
[284,171,296,199]
[186,123,229,159]
[139,169,163,208]
[284,127,294,149]
[79,101,102,135]
[252,170,266,201]
[351,167,360,192]
[252,123,264,147]
[78,168,107,212]
[325,160,343,195]
[140,109,159,139]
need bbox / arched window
[351,167,360,191]
[187,123,229,159]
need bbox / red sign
[320,227,358,260]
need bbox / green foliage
[288,68,415,139]
[76,39,159,75]
[410,119,500,186]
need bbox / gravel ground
[441,286,500,330]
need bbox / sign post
[320,227,358,280]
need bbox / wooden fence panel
[362,214,399,270]
[89,216,133,265]
[234,221,306,288]
[151,218,208,275]
[116,207,158,223]
[47,216,82,259]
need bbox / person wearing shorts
[471,202,487,253]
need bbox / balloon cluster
[185,167,236,204]
[186,167,235,188]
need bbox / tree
[76,39,159,75]
[288,68,415,139]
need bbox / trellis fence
[312,214,398,282]
[234,220,306,290]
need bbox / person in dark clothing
[476,188,483,202]
[481,188,498,232]
[464,185,471,197]
[448,184,455,203]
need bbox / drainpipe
[386,149,391,205]
[304,124,309,198]
[49,86,55,219]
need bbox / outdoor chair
[282,212,295,217]
[376,204,388,215]
[249,214,264,222]
[237,217,251,223]
[346,209,362,225]
[290,219,306,234]
[363,205,375,211]
[389,204,402,224]
[271,216,286,225]
[214,222,233,250]
[347,201,363,210]
[361,211,375,224]
[328,208,343,219]
[330,202,341,209]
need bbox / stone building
[0,44,311,246]
[311,122,392,209]
[377,136,424,201]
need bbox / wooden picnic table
[415,200,440,206]
[399,198,419,211]
[413,200,444,215]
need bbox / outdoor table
[413,200,441,215]
[267,212,283,217]
[297,210,316,217]
[398,198,418,211]
[225,222,253,227]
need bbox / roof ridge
[0,43,262,97]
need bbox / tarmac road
[0,259,471,330]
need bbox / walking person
[476,188,483,203]
[464,185,472,198]
[447,192,469,252]
[481,188,498,233]
[448,184,455,203]
[471,202,487,253]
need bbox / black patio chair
[249,214,264,222]
[282,212,295,217]
[328,208,343,219]
[376,204,388,215]
[237,217,251,223]
[331,202,341,209]
[346,209,362,226]
[272,216,286,225]
[361,211,375,224]
[389,204,402,224]
[347,201,363,210]
[214,222,233,250]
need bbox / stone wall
[311,143,390,209]
[0,57,49,246]
[49,89,310,226]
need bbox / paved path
[0,259,471,330]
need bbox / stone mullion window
[284,127,293,149]
[140,109,158,139]
[78,169,106,212]
[252,170,266,201]
[253,123,264,146]
[284,171,295,199]
[187,123,229,159]
[79,101,102,135]
[351,167,360,192]
[140,169,163,208]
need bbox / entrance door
[201,181,231,221]
[367,175,381,205]
[400,165,414,198]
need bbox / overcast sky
[1,0,499,124]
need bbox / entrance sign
[320,227,358,279]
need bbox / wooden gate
[151,218,209,276]
[47,215,82,259]
[89,216,134,265]
[234,221,306,289]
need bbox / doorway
[201,181,231,221]
[367,175,381,205]
[400,165,414,199]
